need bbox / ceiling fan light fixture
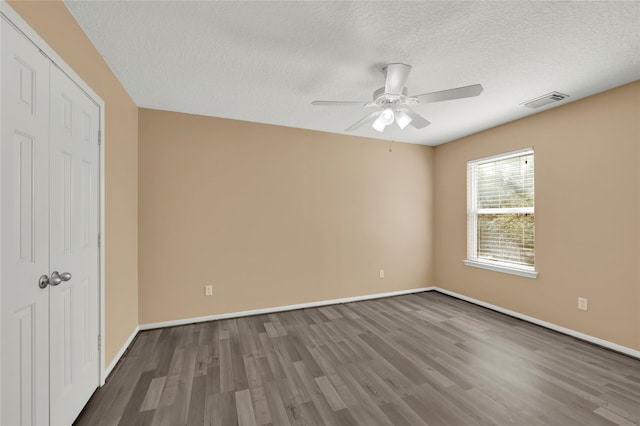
[371,115,387,132]
[395,110,413,129]
[379,107,395,125]
[372,107,394,132]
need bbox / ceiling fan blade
[345,111,382,132]
[403,108,431,129]
[311,100,370,107]
[384,63,412,95]
[413,84,484,104]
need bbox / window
[465,148,537,278]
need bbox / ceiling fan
[311,63,483,133]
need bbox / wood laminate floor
[74,292,640,426]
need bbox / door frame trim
[0,1,108,386]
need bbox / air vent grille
[522,92,570,109]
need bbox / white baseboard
[433,287,640,359]
[139,287,436,331]
[102,325,140,384]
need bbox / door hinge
[98,233,101,248]
[98,130,102,145]
[98,334,102,351]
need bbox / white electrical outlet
[578,297,588,311]
[205,285,213,296]
[379,269,384,279]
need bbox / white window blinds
[467,148,535,269]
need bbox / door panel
[2,15,101,426]
[49,64,100,426]
[1,18,51,426]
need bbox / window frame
[465,147,538,279]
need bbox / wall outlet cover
[578,297,588,311]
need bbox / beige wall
[9,1,139,364]
[434,81,640,350]
[138,109,435,324]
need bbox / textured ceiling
[64,1,640,146]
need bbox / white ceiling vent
[522,92,570,108]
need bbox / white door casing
[49,64,100,426]
[1,9,103,425]
[0,17,51,426]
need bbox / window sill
[463,259,538,279]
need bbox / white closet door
[49,64,100,426]
[0,18,51,426]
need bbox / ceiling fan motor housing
[372,87,418,107]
